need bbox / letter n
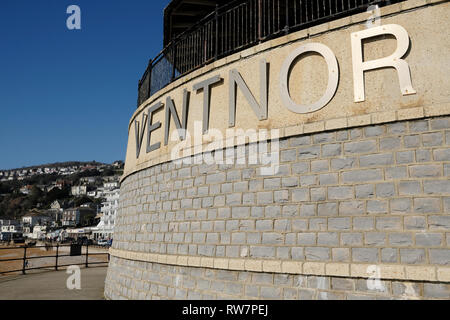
[228,59,268,127]
[164,90,190,145]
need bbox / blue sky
[0,0,168,170]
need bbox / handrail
[137,0,407,107]
[0,243,110,275]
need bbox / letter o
[280,43,339,114]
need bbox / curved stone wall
[105,1,450,300]
[105,257,447,300]
[106,116,450,299]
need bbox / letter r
[351,24,416,102]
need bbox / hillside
[1,161,106,172]
[0,161,123,220]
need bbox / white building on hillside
[104,181,119,190]
[30,225,47,240]
[1,221,23,240]
[93,187,119,240]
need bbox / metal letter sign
[134,113,148,158]
[133,23,419,161]
[351,24,416,102]
[228,59,268,127]
[280,43,339,114]
[164,89,190,145]
[146,102,164,153]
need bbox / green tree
[30,186,44,203]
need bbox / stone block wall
[105,257,449,300]
[105,116,450,300]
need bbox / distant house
[50,178,72,191]
[23,226,32,236]
[71,185,87,196]
[19,185,33,195]
[62,207,96,227]
[31,225,47,240]
[50,200,66,210]
[113,161,124,168]
[80,177,97,184]
[48,200,66,223]
[80,202,98,211]
[93,188,105,199]
[93,188,119,240]
[87,190,97,197]
[1,225,23,241]
[102,176,119,183]
[104,181,119,190]
[0,219,19,227]
[47,185,61,192]
[22,210,54,237]
[22,211,52,228]
[1,220,22,234]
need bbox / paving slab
[0,267,107,300]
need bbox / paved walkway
[0,267,107,300]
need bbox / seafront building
[105,0,450,300]
[61,207,96,227]
[93,187,119,240]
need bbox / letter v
[135,113,148,158]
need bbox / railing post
[147,60,152,99]
[258,0,262,41]
[171,46,177,82]
[137,80,141,108]
[85,243,89,268]
[284,0,290,34]
[55,244,59,271]
[22,246,27,275]
[214,4,219,60]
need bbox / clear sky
[0,0,168,170]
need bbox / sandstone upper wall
[123,1,450,180]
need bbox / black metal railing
[0,243,110,275]
[137,0,406,106]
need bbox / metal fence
[0,244,110,275]
[137,0,406,106]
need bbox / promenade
[0,266,107,300]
